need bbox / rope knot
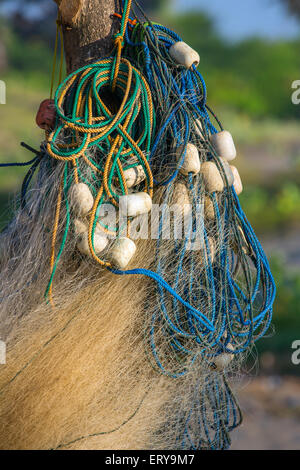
[112,12,137,28]
[114,34,125,49]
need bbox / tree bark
[54,0,119,73]
[283,0,300,17]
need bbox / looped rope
[44,55,154,304]
[45,0,150,304]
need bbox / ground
[232,375,300,450]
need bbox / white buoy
[169,41,200,69]
[70,183,94,216]
[122,165,146,188]
[201,161,224,193]
[77,231,108,257]
[110,237,137,269]
[121,192,152,217]
[74,218,87,236]
[210,130,237,161]
[171,182,191,219]
[177,143,201,175]
[230,165,243,195]
[213,344,235,371]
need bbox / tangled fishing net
[0,0,275,450]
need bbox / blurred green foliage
[256,257,300,375]
[0,20,54,87]
[240,183,300,234]
[271,257,300,337]
[169,12,300,119]
[7,32,52,76]
[1,10,300,118]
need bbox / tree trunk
[284,0,300,17]
[55,0,119,73]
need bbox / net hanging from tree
[0,0,275,450]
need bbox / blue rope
[0,156,39,168]
[114,17,276,370]
[109,266,215,332]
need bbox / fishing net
[0,0,275,450]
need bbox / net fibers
[0,3,275,450]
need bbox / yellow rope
[112,0,132,92]
[46,0,154,297]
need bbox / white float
[213,344,235,371]
[169,41,200,69]
[121,192,152,218]
[77,231,108,257]
[210,130,237,161]
[177,143,201,175]
[171,182,192,218]
[70,183,94,216]
[110,237,137,269]
[122,165,146,188]
[230,165,243,195]
[201,161,224,193]
[74,218,87,236]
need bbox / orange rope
[113,12,137,27]
[46,0,154,296]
